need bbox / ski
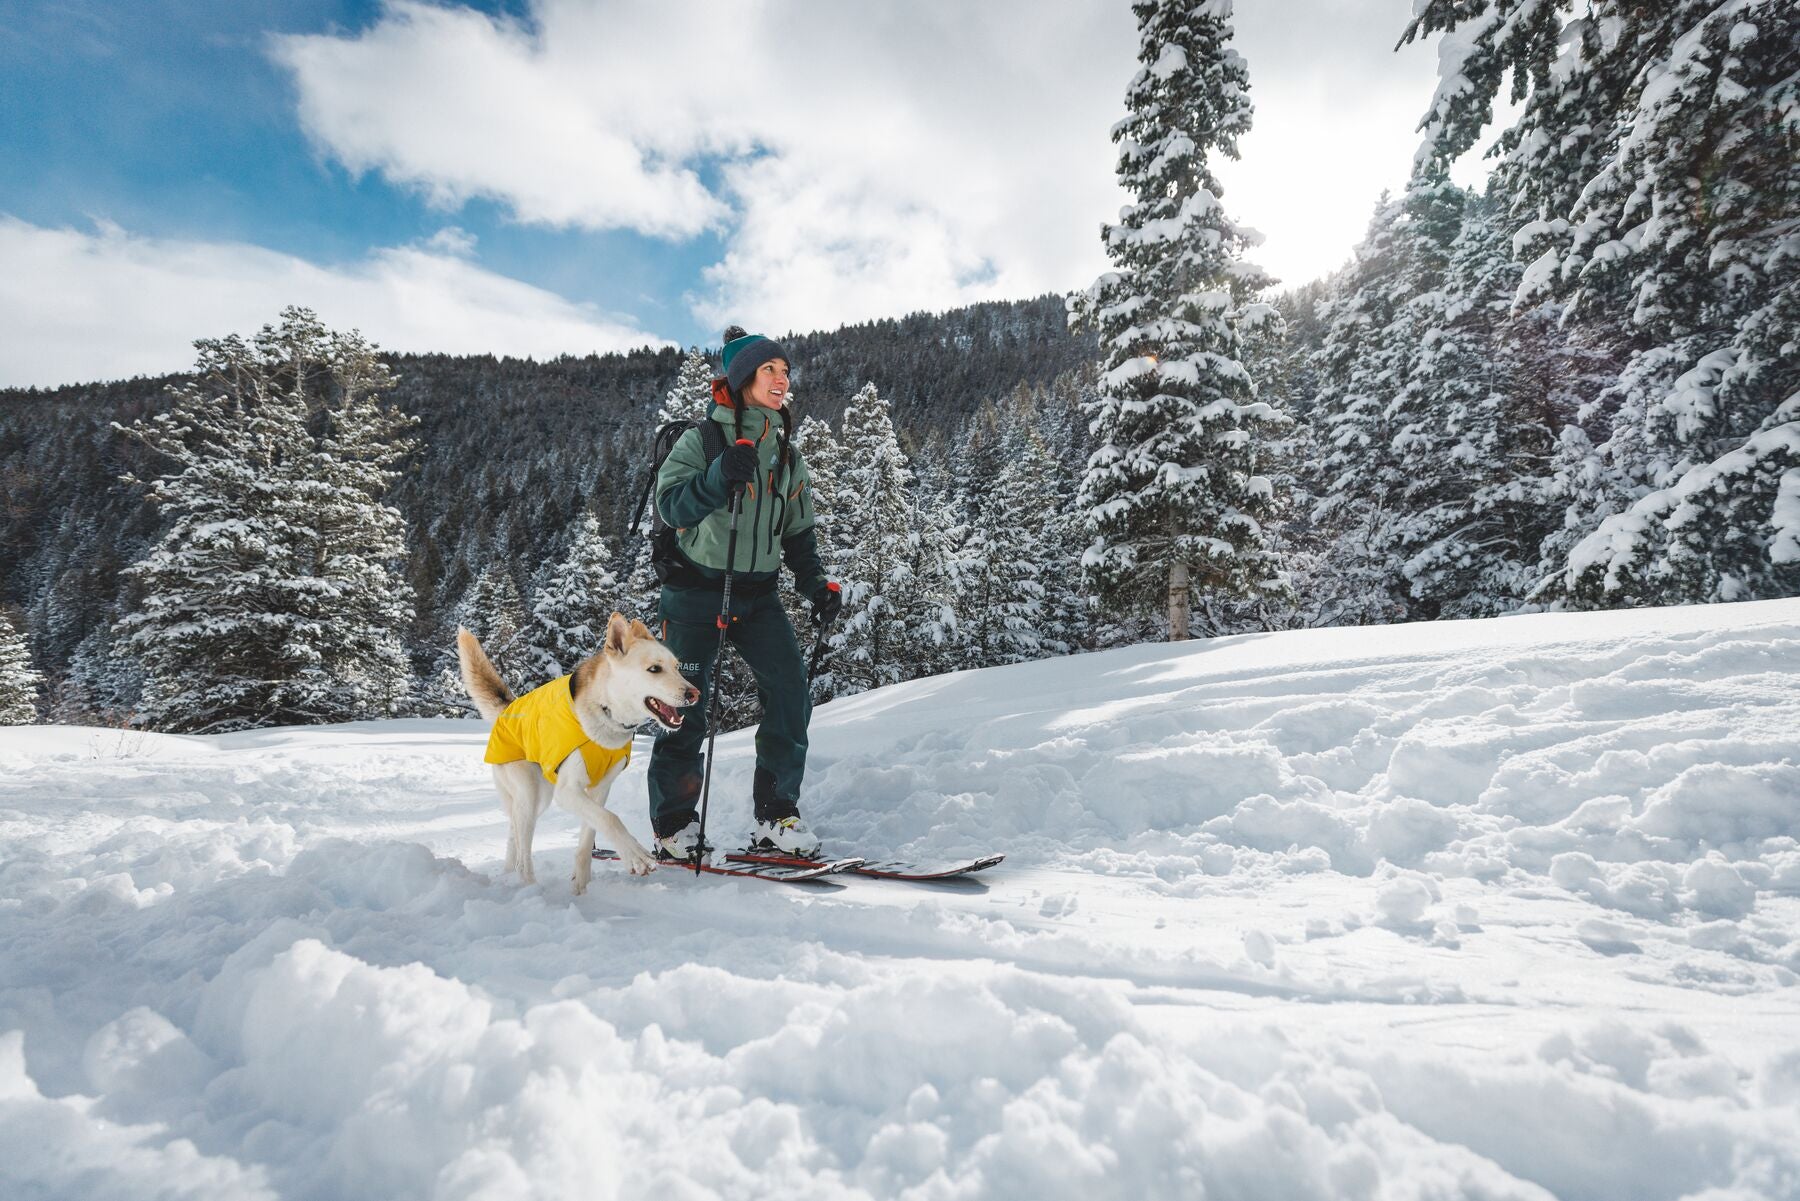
[590,847,863,883]
[725,850,1005,881]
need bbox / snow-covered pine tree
[979,430,1079,665]
[114,308,416,732]
[50,623,140,724]
[793,414,846,562]
[952,401,1013,530]
[421,560,532,716]
[529,511,623,677]
[306,322,418,717]
[786,414,847,699]
[1405,0,1800,606]
[1033,417,1097,652]
[1074,0,1287,641]
[829,382,919,694]
[0,611,42,723]
[622,526,662,634]
[950,404,1010,668]
[459,562,533,683]
[656,346,716,426]
[1306,191,1428,626]
[1227,281,1330,632]
[1374,173,1480,618]
[1397,187,1570,616]
[903,494,970,679]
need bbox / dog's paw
[622,844,657,876]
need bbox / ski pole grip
[728,438,757,498]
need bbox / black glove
[720,441,758,489]
[810,581,843,626]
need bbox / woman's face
[743,358,790,410]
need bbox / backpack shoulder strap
[632,419,705,536]
[697,417,726,464]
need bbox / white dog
[456,614,698,893]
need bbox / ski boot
[750,815,822,858]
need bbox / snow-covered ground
[3,600,1799,1201]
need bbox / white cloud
[271,1,1459,333]
[423,225,478,257]
[271,1,728,238]
[274,0,1136,336]
[0,216,668,388]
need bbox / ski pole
[693,439,755,874]
[806,605,840,686]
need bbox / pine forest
[0,0,1793,732]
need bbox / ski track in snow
[2,600,1798,1200]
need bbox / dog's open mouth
[645,697,683,729]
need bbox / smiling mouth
[645,697,683,729]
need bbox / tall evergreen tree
[529,511,623,677]
[1368,173,1474,618]
[458,562,532,683]
[903,494,970,678]
[422,560,532,717]
[1398,188,1571,616]
[50,623,140,724]
[114,308,416,732]
[655,346,716,425]
[0,611,42,724]
[1074,0,1287,641]
[830,383,919,694]
[952,408,1010,667]
[787,414,847,700]
[1405,0,1800,605]
[792,414,846,555]
[307,322,419,711]
[976,430,1079,665]
[1306,191,1427,625]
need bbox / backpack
[629,414,727,583]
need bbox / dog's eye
[648,664,661,673]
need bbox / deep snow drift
[2,600,1798,1200]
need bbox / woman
[645,326,842,860]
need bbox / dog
[456,613,698,893]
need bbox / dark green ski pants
[647,585,812,837]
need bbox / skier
[646,326,842,861]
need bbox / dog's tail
[456,628,516,719]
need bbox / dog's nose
[683,686,700,706]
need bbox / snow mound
[2,600,1797,1198]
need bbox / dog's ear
[604,612,629,656]
[628,618,654,643]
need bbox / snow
[3,601,1800,1199]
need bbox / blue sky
[0,0,1462,387]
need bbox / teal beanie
[722,331,789,393]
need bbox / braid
[722,325,750,423]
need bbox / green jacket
[656,403,828,597]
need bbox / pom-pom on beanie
[721,326,790,394]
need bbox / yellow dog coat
[483,675,630,787]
